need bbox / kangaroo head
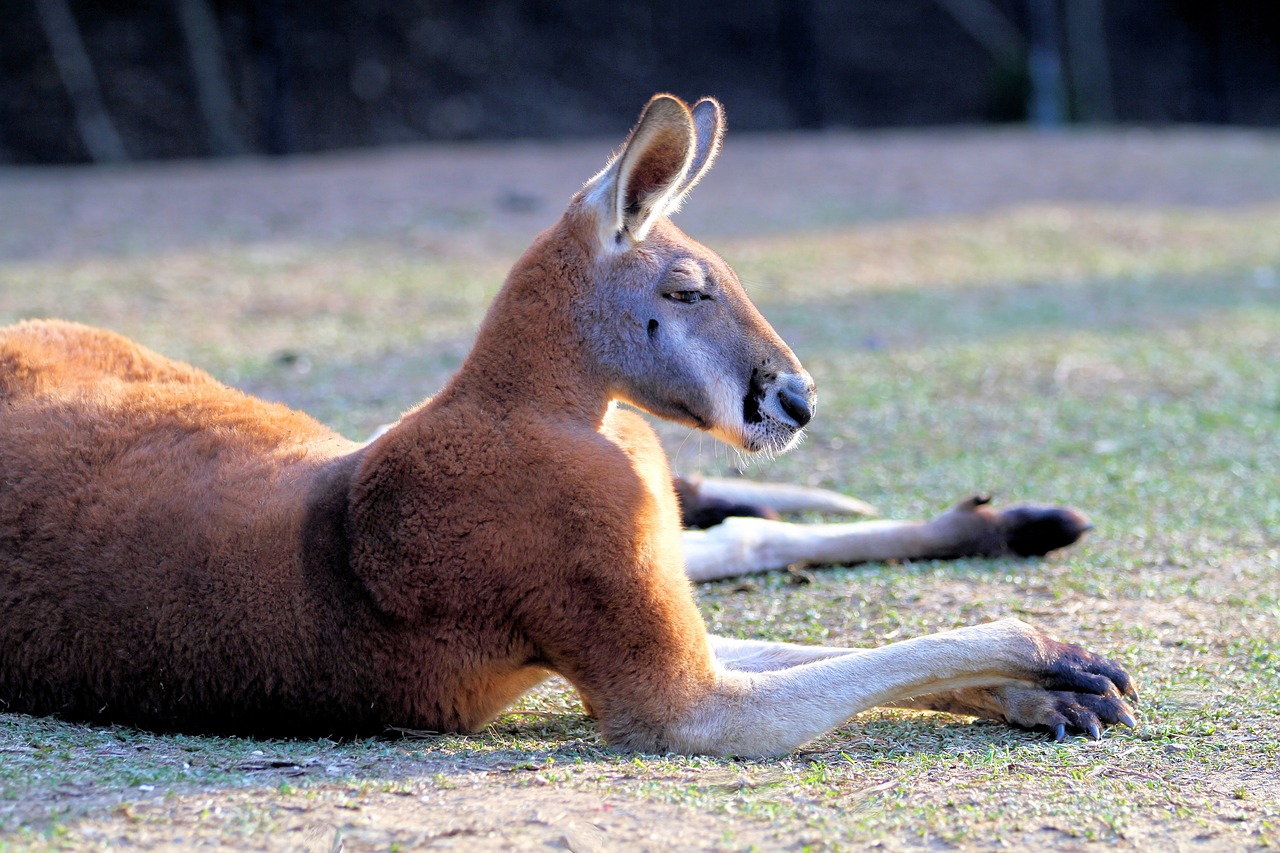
[570,94,815,454]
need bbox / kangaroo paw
[1037,634,1139,702]
[898,624,1137,740]
[1017,635,1138,739]
[985,683,1137,741]
[917,682,1137,740]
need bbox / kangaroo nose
[778,376,815,427]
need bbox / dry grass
[2,128,1278,850]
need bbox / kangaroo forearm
[668,620,1042,757]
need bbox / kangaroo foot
[918,679,1137,741]
[928,494,1093,559]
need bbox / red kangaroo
[0,95,1136,755]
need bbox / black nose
[778,385,814,427]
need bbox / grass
[1,151,1279,849]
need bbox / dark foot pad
[933,495,1093,558]
[995,500,1093,557]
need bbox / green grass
[1,184,1279,849]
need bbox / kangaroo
[0,95,1136,756]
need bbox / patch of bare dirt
[3,128,1278,263]
[52,778,793,852]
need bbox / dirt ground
[5,126,1280,264]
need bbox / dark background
[4,0,1279,165]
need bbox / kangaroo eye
[666,290,704,304]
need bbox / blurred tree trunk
[1064,0,1114,122]
[1026,0,1066,127]
[175,0,246,156]
[34,0,127,162]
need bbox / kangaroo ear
[673,98,724,201]
[584,94,696,248]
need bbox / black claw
[1087,720,1102,740]
[1106,667,1138,702]
[1118,711,1137,729]
[1054,724,1066,742]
